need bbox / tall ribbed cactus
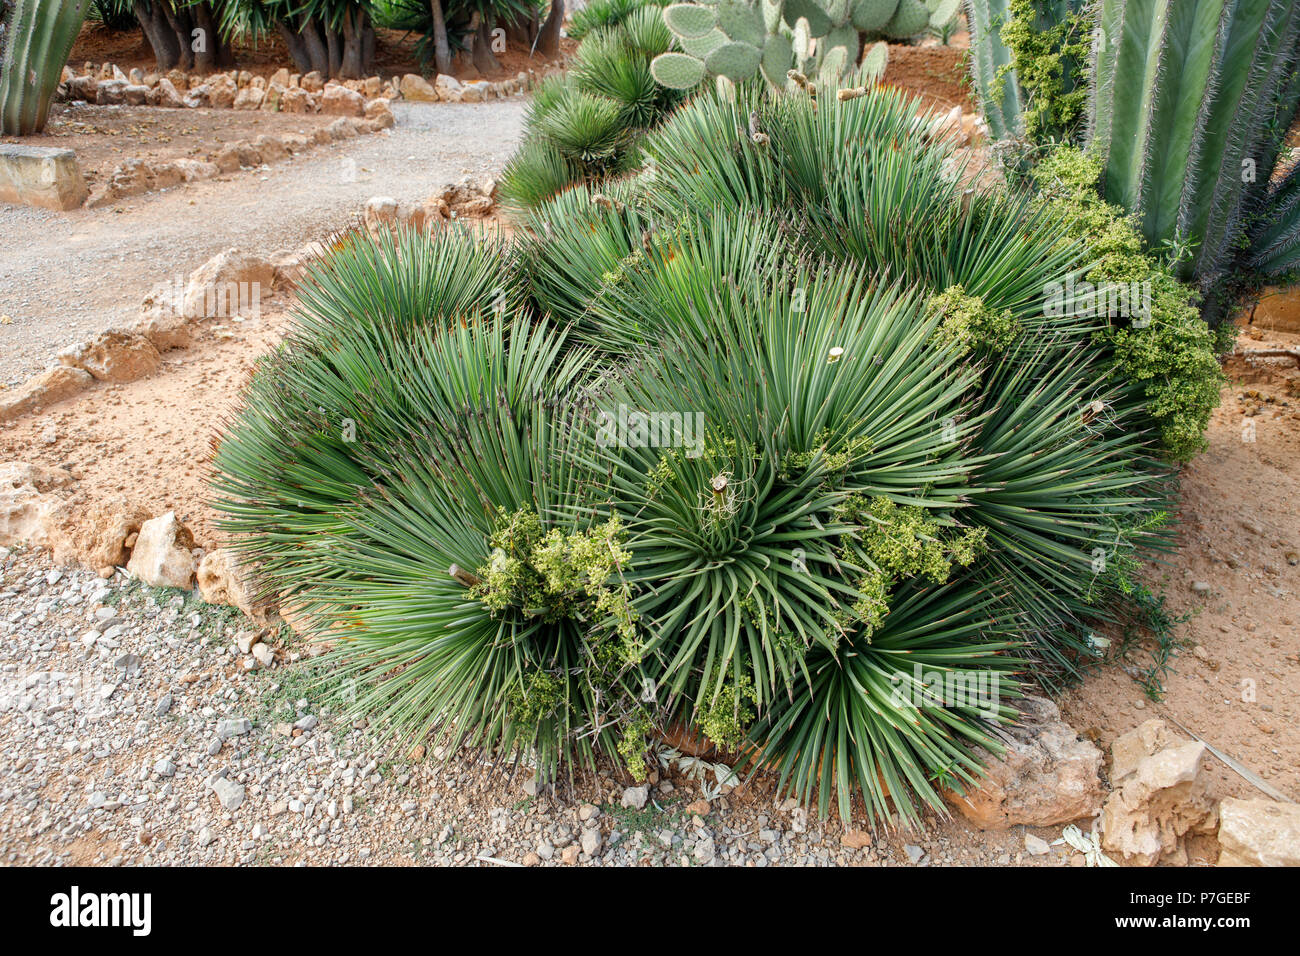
[1,0,90,135]
[963,0,1089,145]
[1090,0,1300,301]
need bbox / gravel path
[0,100,528,386]
[0,546,1050,867]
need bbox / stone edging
[86,106,394,208]
[1,181,500,424]
[60,61,542,111]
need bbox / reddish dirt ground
[3,102,336,186]
[882,42,975,113]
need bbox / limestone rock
[145,161,184,190]
[1100,720,1217,866]
[1217,798,1300,866]
[212,144,244,173]
[233,86,265,110]
[325,117,364,140]
[280,86,315,113]
[461,81,491,103]
[0,144,88,210]
[58,330,161,384]
[300,70,325,93]
[172,158,219,182]
[197,548,273,621]
[253,134,289,163]
[208,74,237,109]
[364,97,394,128]
[0,463,72,549]
[363,196,400,232]
[944,696,1104,829]
[261,81,286,112]
[181,248,274,321]
[133,280,193,351]
[46,495,150,571]
[320,83,365,116]
[278,132,311,154]
[400,73,438,102]
[0,365,93,422]
[182,84,211,109]
[67,75,99,101]
[95,79,127,104]
[268,244,321,288]
[126,511,197,588]
[154,77,185,108]
[434,74,462,100]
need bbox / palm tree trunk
[429,0,452,76]
[470,14,499,75]
[536,0,563,57]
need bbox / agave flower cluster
[214,84,1178,826]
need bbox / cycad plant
[216,84,1190,826]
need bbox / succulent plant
[651,0,899,92]
[964,0,1300,322]
[1091,0,1300,306]
[883,0,928,36]
[1,0,92,135]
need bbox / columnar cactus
[651,0,910,92]
[964,0,1300,323]
[1090,0,1300,293]
[0,0,91,135]
[963,0,1088,145]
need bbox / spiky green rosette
[215,87,1186,826]
[500,3,684,214]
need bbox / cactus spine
[1,0,91,135]
[1089,0,1300,290]
[963,0,1089,145]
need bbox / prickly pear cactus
[883,0,929,37]
[651,0,895,92]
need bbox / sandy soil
[1059,329,1300,836]
[882,43,975,113]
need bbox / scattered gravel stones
[211,777,245,812]
[0,546,1057,867]
[217,718,251,739]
